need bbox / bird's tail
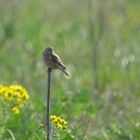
[58,65,70,77]
[63,69,70,76]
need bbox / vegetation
[0,0,140,139]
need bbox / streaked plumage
[43,47,70,76]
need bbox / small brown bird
[43,47,70,76]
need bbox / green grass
[0,0,140,139]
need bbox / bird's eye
[48,48,52,52]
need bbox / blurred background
[0,0,140,139]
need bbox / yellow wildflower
[8,85,29,99]
[12,107,20,114]
[21,91,30,100]
[56,123,63,129]
[50,115,68,129]
[0,86,7,95]
[17,98,22,103]
[0,84,30,115]
[4,91,13,101]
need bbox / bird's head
[43,47,53,56]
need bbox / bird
[43,47,70,76]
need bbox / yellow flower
[51,115,58,122]
[22,91,30,100]
[4,91,13,101]
[50,115,68,129]
[63,125,67,129]
[9,85,30,100]
[0,84,29,116]
[50,115,56,120]
[17,98,22,103]
[12,107,20,114]
[13,91,22,98]
[0,86,7,95]
[56,123,63,129]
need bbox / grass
[0,0,140,139]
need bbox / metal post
[47,68,52,140]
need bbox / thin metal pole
[47,68,52,140]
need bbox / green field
[0,0,140,139]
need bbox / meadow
[0,0,140,139]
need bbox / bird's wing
[51,52,66,68]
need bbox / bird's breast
[44,55,56,69]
